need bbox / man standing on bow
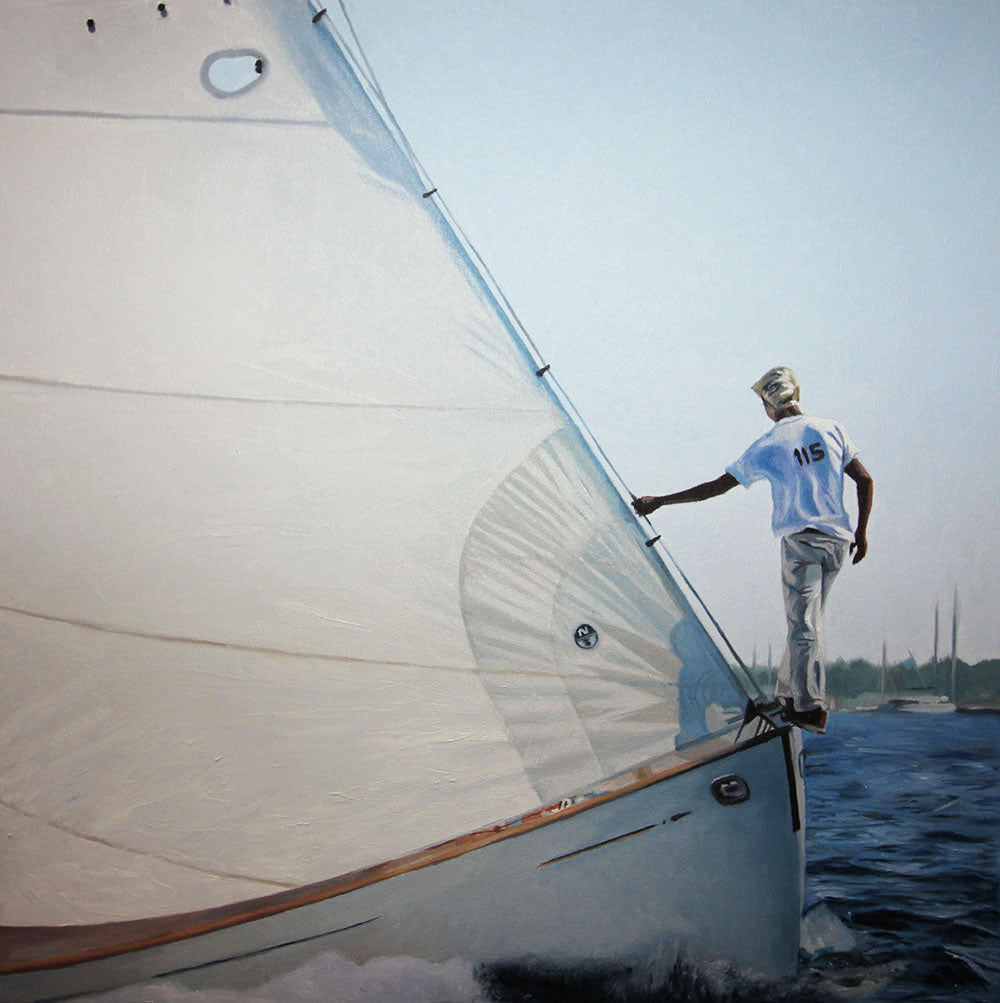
[632,366,873,734]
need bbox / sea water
[87,712,998,1002]
[795,710,999,1002]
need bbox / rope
[319,2,553,370]
[323,1,762,704]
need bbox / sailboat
[876,605,957,714]
[892,635,955,713]
[0,3,805,999]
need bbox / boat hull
[1,727,804,1001]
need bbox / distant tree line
[748,658,1000,708]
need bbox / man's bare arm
[632,473,739,517]
[845,458,873,564]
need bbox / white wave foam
[87,952,487,1003]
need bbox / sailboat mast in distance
[951,587,960,700]
[881,640,888,700]
[926,597,934,670]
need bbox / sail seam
[0,374,550,415]
[0,604,573,681]
[0,798,297,890]
[0,107,330,128]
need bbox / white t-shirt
[726,414,859,542]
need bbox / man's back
[726,413,858,541]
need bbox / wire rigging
[327,1,761,701]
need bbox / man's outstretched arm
[632,472,739,516]
[845,458,873,564]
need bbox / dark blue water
[798,710,999,1002]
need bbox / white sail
[0,1,750,927]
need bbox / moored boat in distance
[879,694,956,713]
[0,2,804,998]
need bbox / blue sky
[346,1,999,665]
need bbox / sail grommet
[573,624,599,650]
[202,51,269,98]
[157,3,168,17]
[710,775,750,806]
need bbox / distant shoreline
[748,656,1000,712]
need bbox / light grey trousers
[774,529,849,712]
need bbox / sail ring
[201,50,268,98]
[574,624,599,650]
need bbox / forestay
[0,0,749,926]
